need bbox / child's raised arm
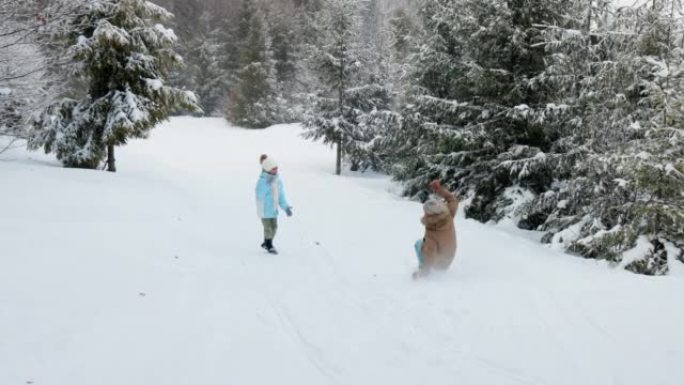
[430,180,459,218]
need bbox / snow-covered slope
[2,117,683,385]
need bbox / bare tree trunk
[107,144,116,172]
[585,0,592,33]
[663,0,675,126]
[335,136,342,175]
[337,31,345,177]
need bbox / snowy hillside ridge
[2,117,684,385]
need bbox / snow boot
[412,266,430,280]
[261,239,278,254]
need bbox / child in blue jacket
[256,155,292,254]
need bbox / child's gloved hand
[286,207,293,217]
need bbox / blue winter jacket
[255,172,290,219]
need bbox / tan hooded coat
[420,186,458,270]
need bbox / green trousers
[261,218,278,240]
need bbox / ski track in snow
[1,117,684,385]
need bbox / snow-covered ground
[2,117,683,385]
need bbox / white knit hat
[262,157,278,172]
[423,197,448,215]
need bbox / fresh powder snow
[1,117,683,385]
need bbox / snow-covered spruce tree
[620,0,684,272]
[185,11,226,116]
[345,0,400,172]
[387,6,417,108]
[151,0,199,98]
[269,9,297,90]
[390,0,572,205]
[367,5,419,172]
[267,3,303,123]
[388,7,415,60]
[285,0,325,119]
[360,0,382,62]
[0,89,25,155]
[304,0,362,175]
[225,0,279,128]
[0,10,32,142]
[582,1,684,274]
[0,0,72,145]
[344,81,400,172]
[29,0,199,171]
[215,14,241,103]
[504,0,684,274]
[304,0,398,174]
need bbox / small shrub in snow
[624,239,669,276]
[224,0,279,129]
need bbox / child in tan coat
[413,180,459,279]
